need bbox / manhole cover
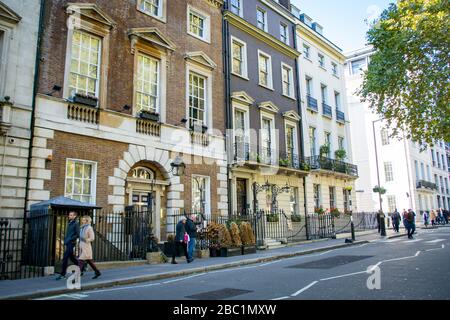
[287,255,373,269]
[186,288,253,300]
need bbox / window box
[190,123,208,134]
[72,93,98,108]
[139,110,160,122]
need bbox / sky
[291,0,394,53]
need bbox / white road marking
[425,244,445,252]
[403,239,423,243]
[291,281,318,297]
[83,282,162,295]
[383,239,404,243]
[425,239,446,244]
[320,271,367,281]
[271,296,290,300]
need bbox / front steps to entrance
[263,238,287,250]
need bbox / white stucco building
[0,0,41,218]
[345,46,444,214]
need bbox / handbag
[183,232,190,243]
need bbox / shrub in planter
[266,213,279,222]
[279,159,290,167]
[239,222,256,246]
[314,207,325,215]
[218,223,232,248]
[291,214,302,222]
[229,222,242,248]
[334,149,347,161]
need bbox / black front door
[236,178,248,215]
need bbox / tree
[360,0,450,146]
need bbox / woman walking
[78,216,101,279]
[430,210,437,226]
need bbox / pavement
[0,227,412,300]
[37,226,450,300]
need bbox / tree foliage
[360,0,450,145]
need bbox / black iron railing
[307,95,318,112]
[416,180,437,190]
[307,156,358,177]
[336,109,345,123]
[279,151,310,171]
[322,103,332,118]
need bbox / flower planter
[195,249,210,259]
[220,247,242,257]
[241,245,257,255]
[139,111,159,122]
[209,247,220,257]
[73,94,98,107]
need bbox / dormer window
[137,0,165,21]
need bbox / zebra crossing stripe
[425,239,446,244]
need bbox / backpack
[407,211,414,222]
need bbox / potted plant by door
[207,221,221,257]
[218,223,240,257]
[72,92,98,107]
[239,221,257,255]
[139,110,160,122]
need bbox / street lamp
[372,119,387,236]
[170,155,186,177]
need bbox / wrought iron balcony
[416,180,437,190]
[306,156,358,177]
[336,109,345,123]
[322,103,332,118]
[307,95,318,112]
[279,151,310,171]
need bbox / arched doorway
[125,163,169,242]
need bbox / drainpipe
[24,0,46,218]
[292,24,309,239]
[222,2,233,216]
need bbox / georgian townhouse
[292,5,359,215]
[224,0,306,219]
[28,0,227,240]
[431,140,450,210]
[0,0,41,219]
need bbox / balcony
[306,156,358,177]
[233,142,310,171]
[306,95,318,112]
[322,103,332,118]
[67,103,99,124]
[336,109,345,123]
[136,118,160,137]
[416,180,437,191]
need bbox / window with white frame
[192,175,210,215]
[135,54,160,114]
[188,7,210,42]
[303,44,310,59]
[313,184,321,209]
[421,163,425,180]
[230,0,243,16]
[69,30,101,98]
[343,189,352,211]
[384,162,394,182]
[324,131,332,157]
[318,53,325,68]
[427,165,431,181]
[334,91,341,110]
[280,23,289,44]
[414,160,420,180]
[290,187,299,215]
[381,129,390,145]
[188,71,207,128]
[138,0,163,19]
[338,136,345,151]
[285,124,296,164]
[65,159,96,204]
[329,186,336,209]
[305,76,313,96]
[387,195,397,213]
[258,51,272,88]
[261,117,273,163]
[231,37,247,78]
[331,62,338,76]
[0,29,4,88]
[320,84,327,104]
[309,126,316,157]
[256,7,267,31]
[350,57,367,75]
[281,64,294,97]
[234,108,248,159]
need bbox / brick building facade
[28,0,227,241]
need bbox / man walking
[391,209,401,233]
[406,209,416,239]
[172,217,188,264]
[185,214,198,263]
[56,211,80,280]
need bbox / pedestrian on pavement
[172,217,188,264]
[376,210,382,234]
[402,209,410,235]
[430,210,437,226]
[56,211,80,280]
[77,215,101,279]
[391,209,401,233]
[444,209,449,224]
[185,214,198,263]
[407,209,416,239]
[438,208,444,225]
[423,211,429,228]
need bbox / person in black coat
[185,214,198,263]
[172,217,188,264]
[56,211,80,280]
[391,209,401,233]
